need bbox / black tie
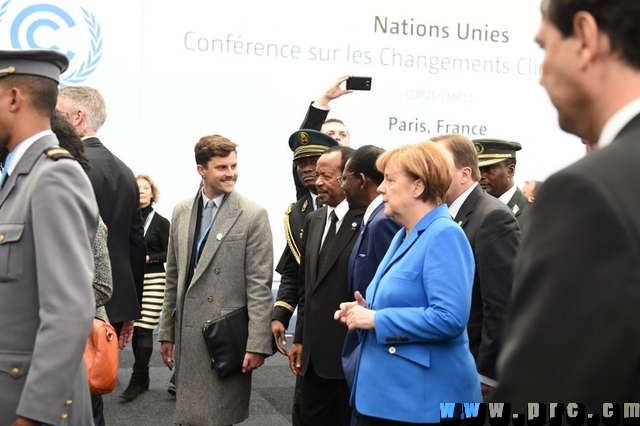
[317,211,337,275]
[315,197,323,210]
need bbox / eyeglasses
[336,172,356,185]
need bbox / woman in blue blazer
[335,142,481,425]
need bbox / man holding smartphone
[294,75,371,199]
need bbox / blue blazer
[351,204,482,423]
[342,202,400,389]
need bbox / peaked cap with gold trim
[473,138,522,167]
[288,129,338,160]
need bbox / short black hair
[0,74,58,115]
[348,145,385,185]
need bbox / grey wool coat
[158,189,274,426]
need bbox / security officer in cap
[0,50,98,425]
[474,138,528,225]
[272,129,337,426]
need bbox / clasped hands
[333,291,375,331]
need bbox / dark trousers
[91,395,105,426]
[300,361,351,426]
[292,375,303,426]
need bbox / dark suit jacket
[453,184,520,380]
[273,192,315,328]
[84,137,146,323]
[141,205,170,274]
[294,205,363,379]
[342,202,400,388]
[492,114,640,412]
[507,186,528,228]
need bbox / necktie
[200,200,215,240]
[195,200,215,266]
[315,197,323,210]
[0,151,15,189]
[317,211,338,275]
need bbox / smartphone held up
[346,76,372,91]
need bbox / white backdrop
[0,0,584,272]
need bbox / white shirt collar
[326,198,350,224]
[448,182,479,219]
[5,130,54,176]
[202,191,225,209]
[598,97,640,149]
[363,194,383,224]
[498,184,518,206]
[310,192,320,210]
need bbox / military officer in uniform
[474,138,528,226]
[0,50,98,425]
[272,129,337,426]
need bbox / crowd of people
[1,0,640,425]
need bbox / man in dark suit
[432,134,520,401]
[474,138,528,226]
[492,0,640,412]
[338,145,401,393]
[289,146,363,426]
[272,129,337,426]
[57,86,146,425]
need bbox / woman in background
[335,142,481,425]
[120,174,170,401]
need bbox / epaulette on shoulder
[43,146,74,160]
[285,202,294,215]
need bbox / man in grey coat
[0,50,98,425]
[159,134,274,426]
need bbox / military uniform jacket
[507,186,528,228]
[273,192,314,328]
[0,134,98,425]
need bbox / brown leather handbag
[84,318,119,395]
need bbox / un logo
[0,0,103,86]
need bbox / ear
[507,163,516,178]
[459,166,473,184]
[413,179,425,199]
[573,11,603,69]
[197,164,205,178]
[5,87,23,112]
[357,172,367,190]
[70,109,86,128]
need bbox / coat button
[207,296,214,302]
[11,367,19,376]
[388,346,396,355]
[214,267,221,274]
[61,413,68,419]
[65,399,72,405]
[0,234,4,243]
